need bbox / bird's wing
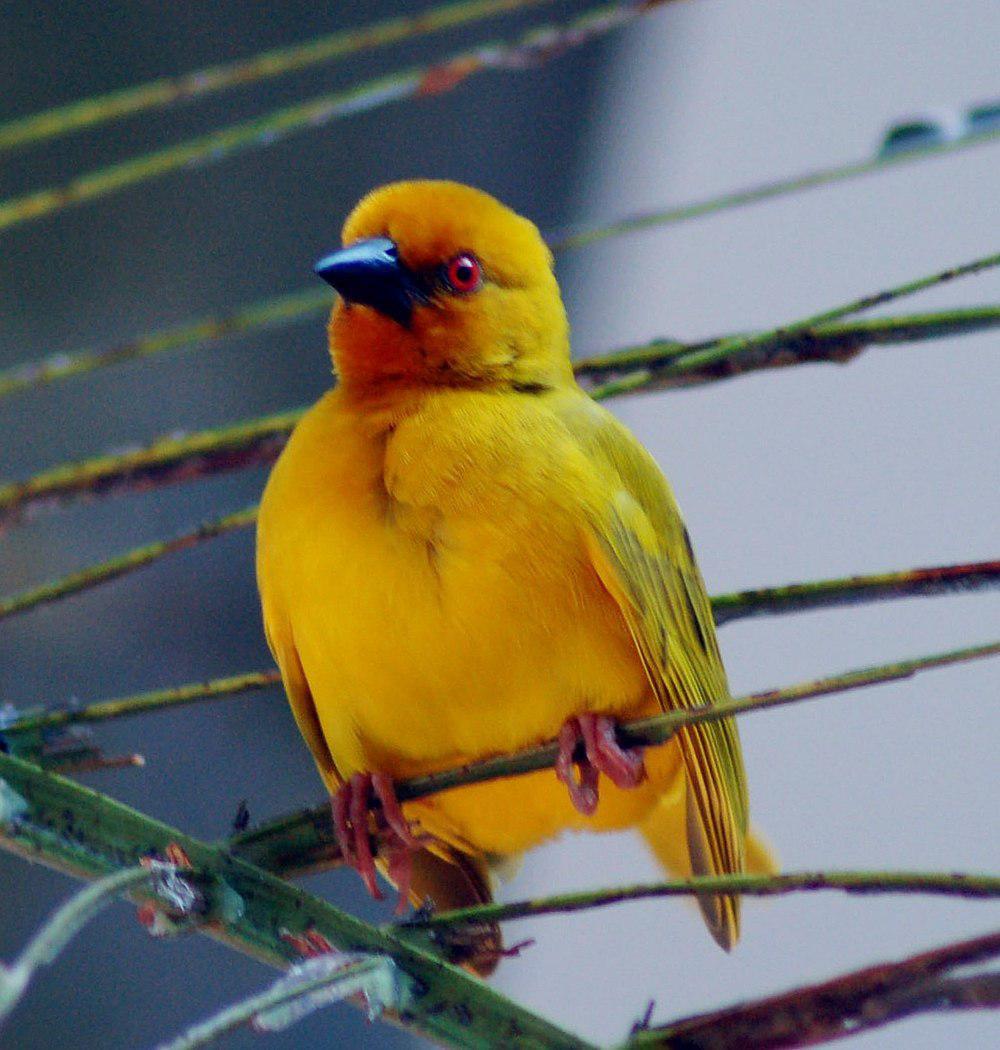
[553,392,748,947]
[261,611,343,793]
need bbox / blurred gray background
[1,1,997,1047]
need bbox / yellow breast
[257,386,677,854]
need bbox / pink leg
[556,714,646,815]
[330,771,420,912]
[579,714,645,789]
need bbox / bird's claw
[556,714,646,816]
[332,772,419,913]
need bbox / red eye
[445,253,482,294]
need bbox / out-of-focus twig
[0,1,557,152]
[0,506,257,621]
[0,0,677,233]
[0,866,153,1024]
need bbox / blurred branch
[0,0,677,233]
[1,671,280,742]
[0,506,257,621]
[0,410,299,532]
[0,288,331,399]
[627,930,1000,1048]
[407,871,1000,929]
[0,752,592,1050]
[156,955,404,1050]
[549,131,1000,253]
[229,639,999,875]
[0,866,153,1024]
[710,558,1000,626]
[0,0,556,152]
[4,293,998,532]
[586,255,1000,399]
[575,305,1000,393]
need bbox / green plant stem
[0,1,556,152]
[228,639,1000,875]
[0,753,593,1050]
[0,1,674,233]
[406,871,1000,930]
[2,671,280,740]
[4,300,998,530]
[0,866,153,1024]
[586,257,1000,399]
[549,130,1000,254]
[625,930,1000,1048]
[709,558,1000,626]
[0,506,257,621]
[0,289,331,399]
[155,956,393,1050]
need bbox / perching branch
[626,929,1000,1049]
[228,639,999,876]
[0,0,556,152]
[0,866,154,1024]
[0,0,677,233]
[0,752,592,1050]
[405,871,1000,931]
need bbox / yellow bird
[257,181,772,972]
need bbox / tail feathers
[383,847,503,977]
[640,774,777,952]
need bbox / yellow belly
[259,389,674,856]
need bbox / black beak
[314,237,423,326]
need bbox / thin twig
[154,956,397,1050]
[1,671,280,739]
[228,639,1000,874]
[626,930,1000,1048]
[586,252,1000,399]
[0,1,556,152]
[710,558,1000,626]
[0,866,152,1024]
[0,506,257,622]
[405,871,1000,929]
[0,1,676,233]
[549,130,1000,254]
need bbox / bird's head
[315,181,572,393]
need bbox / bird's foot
[555,714,646,816]
[332,772,419,914]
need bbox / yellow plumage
[256,181,772,966]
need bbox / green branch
[0,865,154,1024]
[0,752,592,1050]
[710,558,1000,626]
[0,1,556,152]
[228,639,999,876]
[0,0,674,233]
[157,955,402,1050]
[0,506,257,621]
[4,298,998,531]
[2,671,280,742]
[626,929,1000,1048]
[586,257,1000,400]
[406,871,1000,930]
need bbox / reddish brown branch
[630,930,1000,1048]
